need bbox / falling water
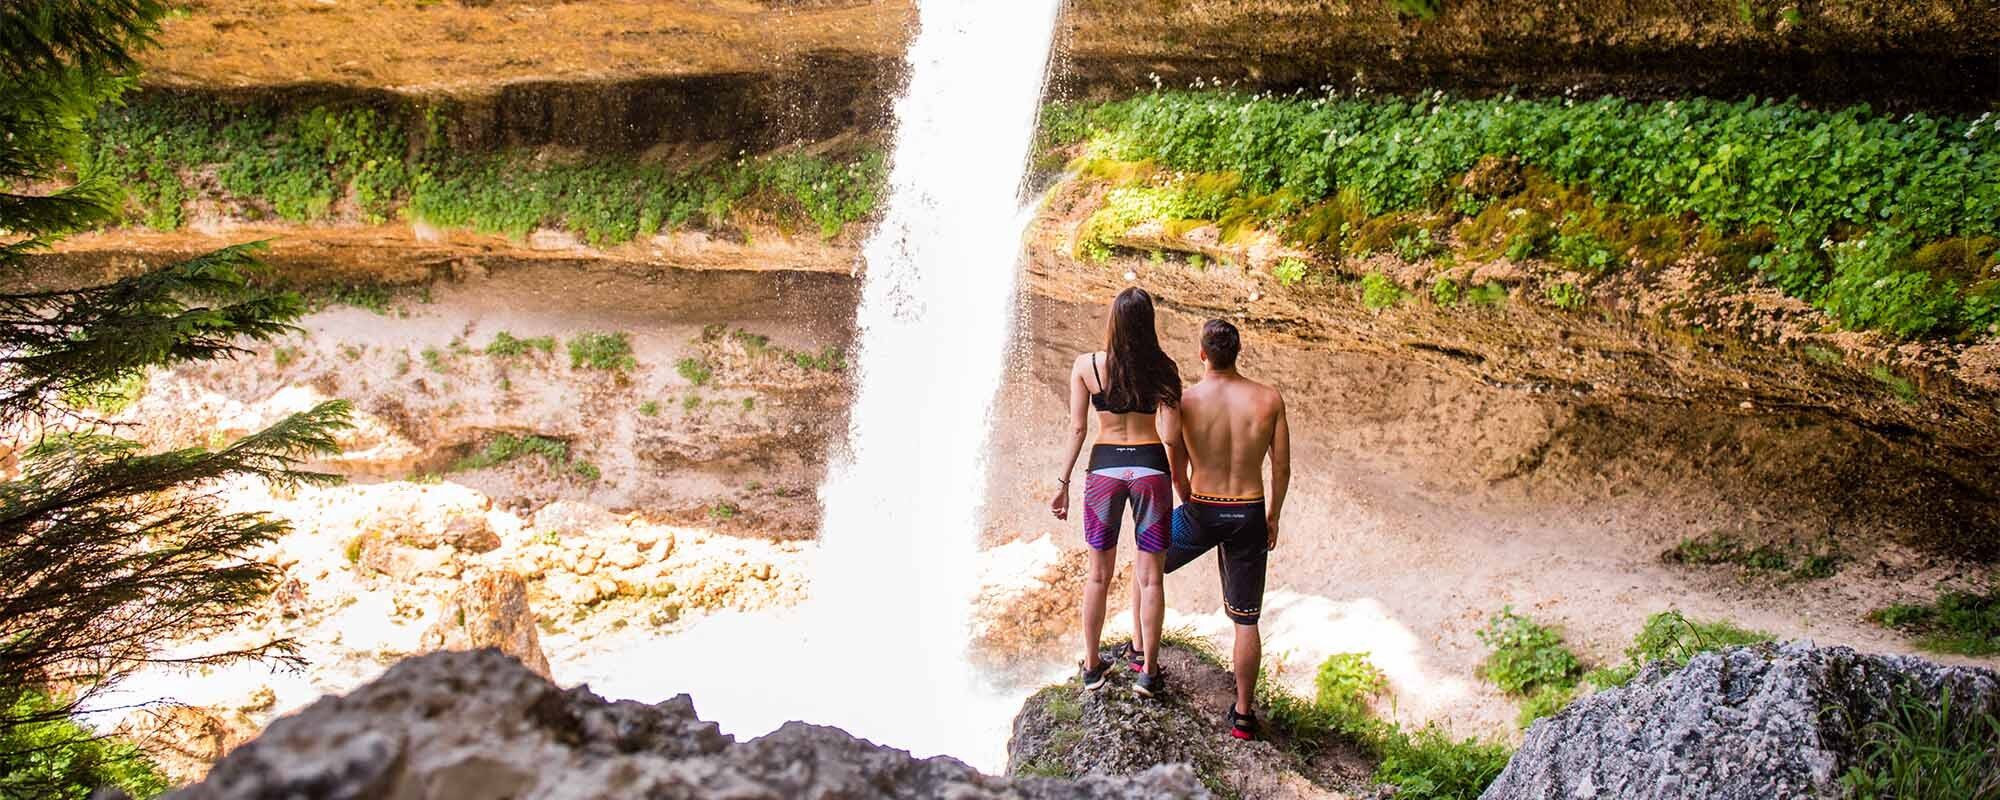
[573,0,1065,770]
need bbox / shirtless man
[1165,319,1290,740]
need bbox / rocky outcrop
[1483,642,2000,799]
[418,571,552,680]
[169,649,1211,800]
[1008,644,1370,799]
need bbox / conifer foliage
[0,2,352,795]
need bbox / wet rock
[169,649,1211,800]
[1483,642,2000,800]
[418,571,553,680]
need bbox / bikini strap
[1090,353,1104,393]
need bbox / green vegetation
[272,344,301,367]
[421,346,447,373]
[1312,653,1388,737]
[1476,607,1581,697]
[1362,273,1407,310]
[311,283,396,315]
[1870,589,2000,657]
[1840,686,2000,799]
[485,331,557,358]
[789,346,848,372]
[1273,257,1309,287]
[1430,277,1462,306]
[708,502,738,521]
[1303,650,1511,799]
[2,691,170,799]
[567,332,637,372]
[1545,282,1586,311]
[639,400,660,417]
[1662,531,1843,580]
[1051,91,2000,341]
[1586,611,1775,689]
[1389,0,1446,20]
[452,433,599,482]
[1373,725,1513,800]
[1475,607,1589,727]
[676,357,713,386]
[82,99,886,242]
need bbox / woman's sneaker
[1229,706,1258,740]
[1135,669,1167,699]
[1080,659,1111,690]
[1110,641,1146,673]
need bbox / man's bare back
[1181,378,1287,516]
[1162,319,1291,736]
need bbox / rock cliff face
[1484,642,2000,799]
[167,649,1211,800]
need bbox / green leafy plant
[568,332,636,371]
[638,400,660,417]
[1388,0,1446,20]
[1545,282,1586,310]
[1362,273,1408,310]
[1313,652,1389,737]
[486,331,557,357]
[1273,257,1309,287]
[1476,607,1581,697]
[1587,611,1775,689]
[1516,684,1576,729]
[676,357,713,386]
[1870,589,2000,656]
[1430,277,1462,307]
[709,502,738,521]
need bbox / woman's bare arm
[1050,356,1092,520]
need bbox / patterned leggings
[1082,443,1172,553]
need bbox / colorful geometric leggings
[1083,470,1173,553]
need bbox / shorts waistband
[1190,492,1265,505]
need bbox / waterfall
[808,0,1067,761]
[575,0,1064,770]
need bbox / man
[1165,319,1290,740]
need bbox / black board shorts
[1165,496,1269,625]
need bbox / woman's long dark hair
[1101,287,1181,411]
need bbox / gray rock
[1482,641,2000,800]
[170,649,1210,800]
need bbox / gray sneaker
[1134,669,1166,699]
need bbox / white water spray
[576,0,1064,769]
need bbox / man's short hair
[1202,319,1241,370]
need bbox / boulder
[1009,644,1368,798]
[168,649,1211,800]
[1482,642,2000,800]
[418,571,552,680]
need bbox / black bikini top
[1089,353,1158,415]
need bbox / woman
[1050,286,1185,699]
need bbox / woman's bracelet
[1056,477,1070,486]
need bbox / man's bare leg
[1081,547,1116,670]
[1136,551,1165,674]
[1232,622,1261,715]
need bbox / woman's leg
[1135,549,1165,674]
[1081,545,1117,669]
